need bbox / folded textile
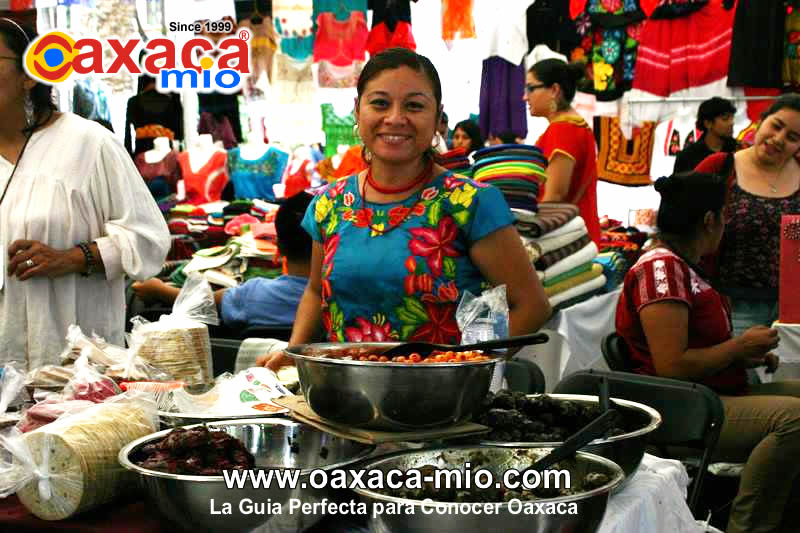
[512,208,538,223]
[552,286,605,312]
[537,227,588,255]
[517,203,580,238]
[594,251,629,290]
[549,274,607,308]
[544,241,600,280]
[540,216,587,240]
[536,235,592,269]
[543,261,593,288]
[545,263,604,297]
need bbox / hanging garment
[321,103,360,157]
[632,0,734,97]
[313,0,369,28]
[585,0,646,28]
[478,57,528,141]
[477,0,530,64]
[178,150,230,204]
[125,90,183,156]
[199,93,242,144]
[238,17,278,82]
[527,0,582,56]
[318,60,363,88]
[648,0,709,19]
[784,8,800,88]
[442,0,475,42]
[272,53,314,104]
[227,146,290,201]
[595,116,656,187]
[366,0,416,55]
[72,78,111,123]
[649,112,701,179]
[332,145,369,179]
[728,0,785,88]
[313,11,369,66]
[198,112,237,150]
[135,149,182,197]
[273,0,314,61]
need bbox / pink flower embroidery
[345,317,392,342]
[343,192,354,207]
[421,186,438,201]
[444,175,462,190]
[408,216,460,277]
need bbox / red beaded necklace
[360,159,434,235]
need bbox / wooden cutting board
[273,395,489,445]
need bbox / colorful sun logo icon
[24,31,77,84]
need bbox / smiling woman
[259,48,552,371]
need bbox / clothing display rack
[627,95,779,104]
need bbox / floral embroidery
[345,315,395,342]
[315,193,333,223]
[601,39,621,64]
[653,259,669,296]
[409,302,460,344]
[601,0,622,12]
[449,183,477,209]
[408,216,460,277]
[352,208,374,228]
[421,186,438,201]
[388,205,412,226]
[593,61,614,91]
[343,191,354,207]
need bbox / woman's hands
[7,239,85,281]
[257,350,294,371]
[735,326,780,371]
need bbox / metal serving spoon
[380,332,550,359]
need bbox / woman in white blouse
[0,19,170,369]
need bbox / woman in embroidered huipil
[261,48,550,369]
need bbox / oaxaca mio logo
[23,31,250,94]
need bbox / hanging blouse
[366,0,416,55]
[313,11,369,66]
[585,0,646,28]
[274,0,314,61]
[321,103,360,157]
[595,116,655,187]
[442,0,475,41]
[238,18,278,83]
[198,112,237,150]
[784,8,800,88]
[227,146,290,201]
[313,0,368,28]
[318,60,363,89]
[177,150,229,204]
[134,150,182,189]
[272,53,314,104]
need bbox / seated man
[616,170,800,533]
[132,192,312,328]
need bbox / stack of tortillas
[16,402,156,520]
[133,318,213,386]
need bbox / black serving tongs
[380,332,550,359]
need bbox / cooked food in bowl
[305,346,490,363]
[131,425,254,475]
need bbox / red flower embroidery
[437,281,459,302]
[342,209,354,222]
[352,208,374,228]
[409,303,460,344]
[404,274,416,295]
[405,256,417,273]
[421,186,438,200]
[444,175,461,190]
[343,191,355,207]
[345,317,392,342]
[601,0,621,12]
[408,216,460,277]
[331,179,347,197]
[323,233,340,268]
[388,205,411,226]
[411,203,426,216]
[321,279,332,302]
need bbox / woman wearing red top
[524,59,601,244]
[616,170,800,533]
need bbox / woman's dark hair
[275,192,313,262]
[356,48,443,162]
[454,119,483,153]
[654,171,726,236]
[760,93,800,121]
[528,59,584,108]
[0,18,56,135]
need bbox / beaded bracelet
[77,241,96,277]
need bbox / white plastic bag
[0,363,25,415]
[456,285,510,392]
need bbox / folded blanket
[552,286,605,312]
[540,216,586,240]
[536,235,592,269]
[545,263,604,297]
[544,241,599,280]
[549,274,607,307]
[517,203,580,238]
[537,227,588,255]
[543,261,593,288]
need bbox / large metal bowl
[285,342,500,431]
[479,394,661,477]
[354,445,625,533]
[119,418,374,533]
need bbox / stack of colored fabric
[594,251,628,292]
[515,202,605,311]
[471,144,547,212]
[439,147,472,177]
[598,216,647,273]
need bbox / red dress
[535,116,601,244]
[615,247,747,395]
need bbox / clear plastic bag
[0,393,158,520]
[25,365,75,391]
[61,353,120,403]
[130,273,217,386]
[104,333,174,383]
[0,363,25,415]
[456,285,509,392]
[59,325,126,368]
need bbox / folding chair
[504,358,546,394]
[209,337,242,376]
[601,331,633,372]
[554,369,725,516]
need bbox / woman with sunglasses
[523,59,600,244]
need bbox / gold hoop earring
[548,99,557,114]
[362,147,373,165]
[353,124,360,140]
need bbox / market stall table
[756,322,800,382]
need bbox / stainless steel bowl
[158,410,289,428]
[479,394,661,477]
[354,446,625,533]
[285,342,500,431]
[119,418,374,533]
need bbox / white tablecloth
[757,322,800,382]
[517,288,621,390]
[600,453,702,533]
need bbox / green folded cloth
[543,262,593,288]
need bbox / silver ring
[24,259,34,268]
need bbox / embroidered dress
[227,147,290,201]
[272,53,314,104]
[313,11,369,66]
[177,150,229,204]
[442,0,475,41]
[321,103,360,157]
[302,172,513,344]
